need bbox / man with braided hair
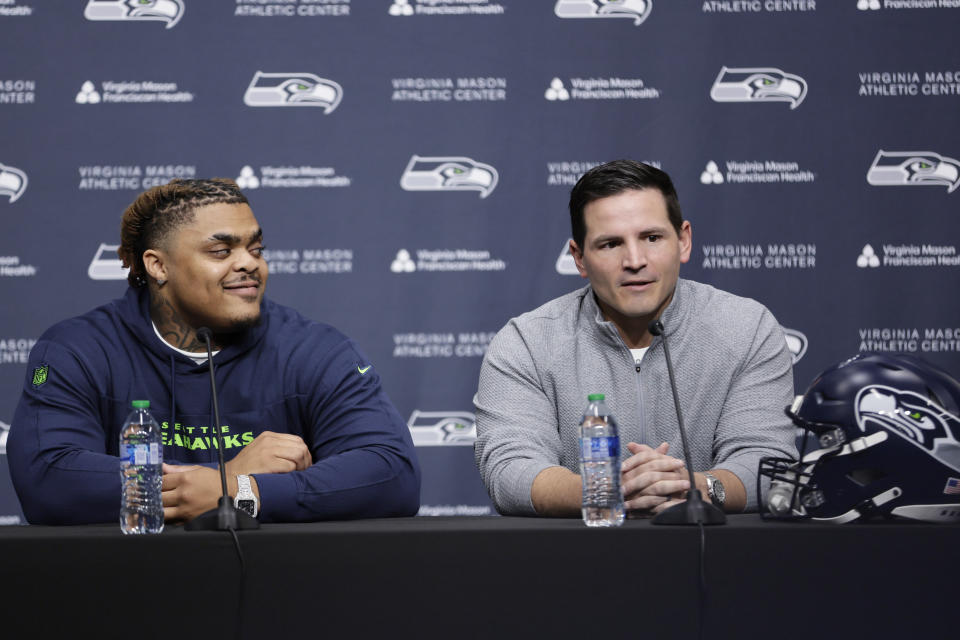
[8,179,420,524]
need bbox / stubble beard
[149,289,262,350]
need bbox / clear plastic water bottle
[120,400,163,534]
[579,393,625,527]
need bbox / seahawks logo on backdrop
[0,163,27,203]
[710,67,808,109]
[88,243,129,281]
[84,0,185,29]
[856,385,960,472]
[407,411,477,446]
[243,72,343,114]
[0,420,9,455]
[781,328,807,364]
[554,0,653,26]
[400,155,498,199]
[866,150,960,193]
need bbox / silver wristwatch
[234,474,258,518]
[704,472,726,508]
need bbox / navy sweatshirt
[9,286,421,524]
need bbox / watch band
[704,472,725,508]
[234,474,258,518]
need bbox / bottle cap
[132,400,150,409]
[587,393,605,402]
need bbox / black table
[1,515,955,639]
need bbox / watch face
[237,499,256,517]
[707,474,725,506]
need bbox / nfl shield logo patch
[32,364,48,387]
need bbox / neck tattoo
[149,294,211,352]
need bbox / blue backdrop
[2,1,959,523]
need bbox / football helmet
[759,353,960,523]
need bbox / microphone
[185,327,259,531]
[648,319,726,526]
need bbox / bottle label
[120,444,152,466]
[580,436,619,460]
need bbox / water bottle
[579,393,624,527]
[120,400,163,534]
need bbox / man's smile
[223,278,260,297]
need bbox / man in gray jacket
[474,159,796,517]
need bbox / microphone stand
[648,320,725,526]
[185,327,259,531]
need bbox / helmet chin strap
[813,486,903,524]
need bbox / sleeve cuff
[495,459,555,516]
[714,457,759,513]
[251,472,299,523]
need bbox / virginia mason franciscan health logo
[710,67,807,109]
[866,150,960,192]
[84,0,185,28]
[389,0,504,16]
[856,242,960,268]
[0,162,27,203]
[554,0,653,25]
[391,248,506,273]
[400,155,498,198]
[75,80,194,104]
[236,165,351,189]
[243,72,342,113]
[858,0,960,11]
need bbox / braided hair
[118,178,248,288]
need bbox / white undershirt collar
[151,321,219,365]
[630,347,649,368]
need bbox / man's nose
[622,241,646,270]
[233,249,259,272]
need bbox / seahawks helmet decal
[856,385,960,472]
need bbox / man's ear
[678,221,692,264]
[570,239,588,279]
[142,248,168,284]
